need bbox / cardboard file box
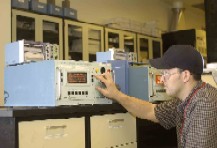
[12,0,29,9]
[47,4,63,16]
[29,0,47,14]
[62,7,77,20]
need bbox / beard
[165,87,178,98]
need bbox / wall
[0,0,11,105]
[177,8,205,30]
[52,0,205,32]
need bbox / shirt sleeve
[184,97,217,148]
[154,98,179,129]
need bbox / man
[95,45,217,148]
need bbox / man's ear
[182,70,191,83]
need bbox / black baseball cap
[149,45,204,75]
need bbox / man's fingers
[94,74,106,82]
[96,86,106,95]
[100,72,113,81]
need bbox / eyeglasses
[160,71,180,80]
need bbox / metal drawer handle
[45,125,67,139]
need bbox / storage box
[29,0,47,14]
[47,4,63,16]
[11,0,29,9]
[62,7,77,20]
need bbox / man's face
[160,68,183,97]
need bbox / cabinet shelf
[88,37,101,41]
[68,36,82,40]
[17,28,35,40]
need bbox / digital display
[155,75,163,84]
[67,72,87,83]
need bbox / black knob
[100,67,106,74]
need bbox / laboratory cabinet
[0,104,127,148]
[91,112,137,148]
[11,9,163,62]
[0,104,178,148]
[137,34,163,63]
[12,9,63,59]
[64,20,104,61]
[19,118,85,148]
[105,27,137,53]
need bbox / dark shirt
[155,81,217,148]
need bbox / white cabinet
[91,112,137,148]
[12,9,63,59]
[19,117,85,148]
[64,20,104,61]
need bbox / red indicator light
[156,75,162,84]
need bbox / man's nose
[160,75,165,83]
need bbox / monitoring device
[4,60,112,106]
[5,40,60,66]
[128,66,170,102]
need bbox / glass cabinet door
[64,20,84,60]
[16,15,35,41]
[12,9,38,42]
[68,24,83,60]
[41,16,63,59]
[152,38,162,58]
[43,21,59,44]
[108,32,119,48]
[86,24,104,62]
[105,28,136,53]
[137,34,151,63]
[124,35,134,52]
[105,28,120,50]
[12,9,63,59]
[123,31,136,53]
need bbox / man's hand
[94,72,120,100]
